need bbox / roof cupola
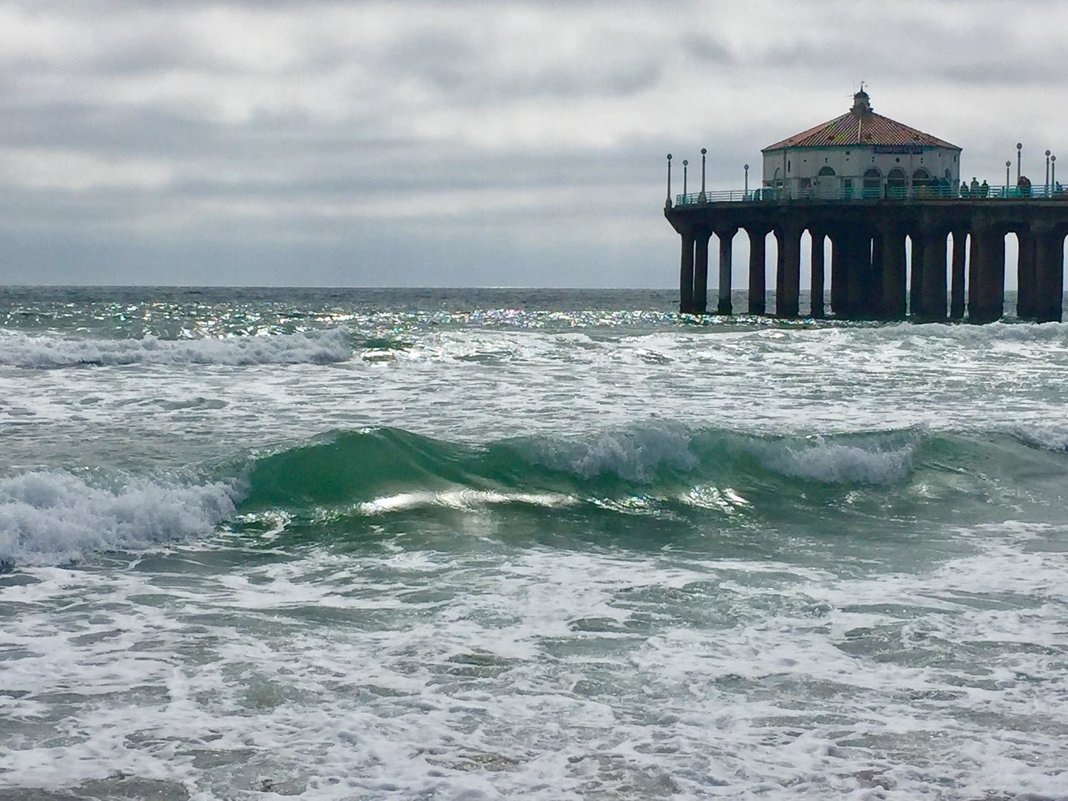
[851,87,872,116]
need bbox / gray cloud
[0,0,1065,286]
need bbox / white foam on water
[750,438,916,484]
[524,423,699,482]
[1009,421,1068,452]
[0,470,239,565]
[3,299,1068,799]
[0,328,352,368]
[4,518,1066,800]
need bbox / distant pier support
[918,228,948,322]
[694,231,710,314]
[969,228,1005,324]
[843,228,870,318]
[679,230,694,314]
[777,225,801,318]
[1016,231,1037,320]
[747,228,767,315]
[666,197,1068,323]
[717,229,735,315]
[881,226,907,320]
[1035,225,1065,322]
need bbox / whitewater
[0,286,1066,800]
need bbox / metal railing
[674,184,1068,205]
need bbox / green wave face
[241,428,485,508]
[236,425,1068,543]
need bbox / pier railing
[674,185,1068,206]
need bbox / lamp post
[744,163,749,196]
[1053,154,1057,191]
[1006,160,1011,188]
[1016,142,1023,182]
[1046,149,1052,193]
[700,148,707,196]
[683,160,688,197]
[665,154,672,207]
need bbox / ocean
[0,286,1066,800]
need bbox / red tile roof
[763,104,960,152]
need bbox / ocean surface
[0,286,1066,801]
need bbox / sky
[1,0,1066,287]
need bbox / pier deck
[664,192,1068,322]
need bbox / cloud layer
[1,0,1065,286]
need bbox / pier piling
[717,229,735,315]
[747,229,767,315]
[666,197,1067,323]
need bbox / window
[862,168,882,198]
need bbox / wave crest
[0,329,352,368]
[748,438,916,484]
[0,471,239,566]
[9,423,1060,565]
[521,423,699,482]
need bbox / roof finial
[852,83,872,115]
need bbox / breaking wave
[0,329,353,368]
[0,470,239,566]
[4,423,1065,566]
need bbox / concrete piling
[679,231,694,314]
[810,232,825,318]
[666,198,1066,324]
[694,232,710,314]
[717,229,735,315]
[747,228,767,315]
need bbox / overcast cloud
[1,0,1065,286]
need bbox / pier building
[665,90,1067,322]
[762,87,961,201]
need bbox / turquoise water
[0,287,1066,800]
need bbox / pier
[666,89,1067,322]
[664,192,1068,322]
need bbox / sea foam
[520,423,700,482]
[0,329,352,368]
[0,470,239,566]
[750,438,916,484]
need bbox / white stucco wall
[762,146,961,198]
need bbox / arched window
[912,168,932,197]
[886,168,907,199]
[818,166,836,177]
[862,168,882,198]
